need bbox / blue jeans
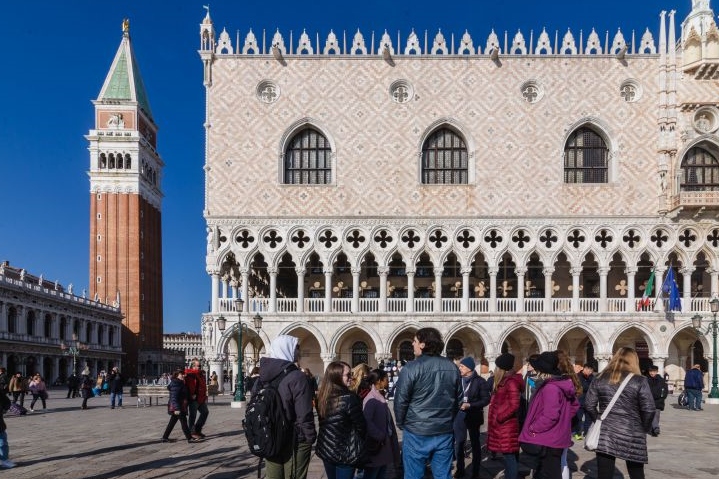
[110,392,123,408]
[0,430,8,461]
[321,460,355,479]
[503,452,519,479]
[402,430,453,479]
[686,389,702,410]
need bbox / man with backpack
[248,335,316,479]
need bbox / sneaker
[572,433,583,441]
[0,460,16,469]
[188,437,202,443]
[29,409,34,413]
[191,434,204,440]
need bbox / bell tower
[86,19,164,378]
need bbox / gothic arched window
[564,127,609,183]
[680,147,719,191]
[445,338,464,359]
[421,127,468,184]
[284,127,332,184]
[351,341,369,367]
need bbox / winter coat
[646,374,667,410]
[316,384,367,467]
[256,356,317,446]
[578,372,594,405]
[584,373,656,463]
[80,375,93,399]
[108,372,124,394]
[461,371,491,428]
[362,386,400,469]
[487,372,524,453]
[518,376,579,448]
[184,368,208,404]
[166,377,189,415]
[684,368,704,390]
[393,354,462,436]
[8,375,24,393]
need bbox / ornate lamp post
[692,296,719,402]
[60,333,86,376]
[216,298,262,405]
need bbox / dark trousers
[30,393,46,410]
[163,413,192,440]
[596,452,644,479]
[188,401,209,434]
[573,404,592,435]
[533,446,563,479]
[11,391,24,406]
[455,424,482,477]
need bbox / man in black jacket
[453,357,490,479]
[646,365,667,435]
[394,327,462,479]
[256,335,316,479]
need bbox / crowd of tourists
[242,328,701,479]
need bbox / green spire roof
[98,33,153,121]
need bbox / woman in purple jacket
[518,351,579,479]
[362,369,400,479]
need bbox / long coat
[487,372,524,454]
[584,373,656,463]
[362,386,401,469]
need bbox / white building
[163,332,203,367]
[0,261,123,381]
[198,2,719,393]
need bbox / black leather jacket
[393,354,462,436]
[316,385,367,466]
[585,373,655,463]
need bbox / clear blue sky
[0,0,691,333]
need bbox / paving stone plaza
[2,388,717,478]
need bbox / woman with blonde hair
[351,363,372,399]
[584,347,655,479]
[316,361,367,479]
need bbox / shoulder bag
[585,373,633,451]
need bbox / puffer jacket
[166,377,189,415]
[518,376,579,448]
[393,354,462,436]
[487,372,524,453]
[316,385,367,467]
[584,373,655,463]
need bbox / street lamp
[60,334,86,376]
[216,298,262,404]
[692,296,719,401]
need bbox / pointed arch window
[680,146,719,191]
[564,127,609,183]
[421,127,468,184]
[284,127,332,184]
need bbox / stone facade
[199,3,719,392]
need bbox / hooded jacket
[584,373,655,463]
[256,335,316,452]
[518,376,579,448]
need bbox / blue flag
[662,267,682,311]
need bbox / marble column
[324,269,333,313]
[379,267,389,314]
[571,267,582,313]
[625,266,637,310]
[543,267,554,313]
[210,270,220,313]
[434,268,443,313]
[406,270,416,313]
[598,266,609,313]
[681,267,694,313]
[268,267,278,313]
[489,267,498,313]
[351,268,360,314]
[515,267,526,313]
[296,267,306,313]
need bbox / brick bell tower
[86,19,164,378]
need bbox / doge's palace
[199,2,719,394]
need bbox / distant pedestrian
[108,367,124,409]
[487,353,523,479]
[66,373,79,398]
[8,374,25,407]
[161,369,200,443]
[80,373,93,410]
[185,358,208,439]
[645,365,667,436]
[0,391,15,469]
[316,361,367,479]
[394,327,462,479]
[573,363,595,440]
[584,347,656,479]
[684,363,704,411]
[27,374,47,412]
[362,368,401,479]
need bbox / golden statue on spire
[122,18,130,34]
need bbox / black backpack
[244,364,297,459]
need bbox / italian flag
[639,269,655,308]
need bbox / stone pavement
[2,389,718,478]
